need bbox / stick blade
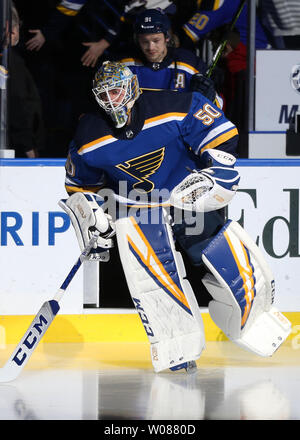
[0,300,60,383]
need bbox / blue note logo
[116,147,165,193]
[291,64,300,94]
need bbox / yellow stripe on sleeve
[65,185,102,194]
[57,5,79,16]
[200,128,238,153]
[78,134,115,155]
[144,112,188,126]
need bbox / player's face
[138,33,168,63]
[100,88,126,108]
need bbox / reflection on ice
[0,341,298,420]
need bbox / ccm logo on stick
[12,314,48,366]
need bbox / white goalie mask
[92,61,141,128]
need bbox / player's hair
[11,3,20,28]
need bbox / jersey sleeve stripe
[57,5,78,15]
[175,62,199,75]
[78,134,116,155]
[199,128,239,153]
[168,62,199,75]
[65,185,102,194]
[195,121,236,153]
[143,112,188,129]
[57,0,85,16]
[182,25,199,42]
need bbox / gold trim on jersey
[65,185,102,195]
[56,5,79,16]
[143,112,187,130]
[120,57,199,76]
[77,113,187,156]
[78,134,116,155]
[182,25,199,43]
[200,128,238,153]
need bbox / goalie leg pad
[115,207,205,372]
[201,220,291,356]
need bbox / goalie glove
[170,150,240,212]
[59,192,115,262]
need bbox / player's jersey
[118,47,207,92]
[54,0,86,16]
[65,90,238,205]
[183,0,270,49]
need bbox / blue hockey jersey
[118,47,207,92]
[183,0,270,49]
[65,90,238,204]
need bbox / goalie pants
[172,208,226,266]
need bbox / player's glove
[200,148,237,168]
[170,149,240,212]
[59,192,115,261]
[190,73,216,102]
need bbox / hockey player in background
[116,8,218,103]
[60,61,291,373]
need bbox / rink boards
[0,158,299,343]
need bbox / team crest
[291,64,300,94]
[116,147,165,193]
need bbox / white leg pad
[234,306,292,356]
[202,220,291,356]
[115,210,205,372]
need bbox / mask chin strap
[109,107,129,128]
[109,98,136,128]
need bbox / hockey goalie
[60,61,291,373]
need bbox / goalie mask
[92,61,141,128]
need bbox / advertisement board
[0,159,299,314]
[228,159,300,311]
[0,160,84,315]
[255,50,300,131]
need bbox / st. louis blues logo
[116,147,165,193]
[291,64,300,94]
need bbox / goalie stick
[0,231,100,383]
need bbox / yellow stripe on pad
[224,230,255,326]
[127,217,191,312]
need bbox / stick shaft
[0,233,99,383]
[206,0,247,78]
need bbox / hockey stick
[206,0,247,78]
[0,231,100,383]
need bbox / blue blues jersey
[65,90,238,204]
[56,0,86,15]
[42,0,125,45]
[183,0,270,49]
[118,47,207,92]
